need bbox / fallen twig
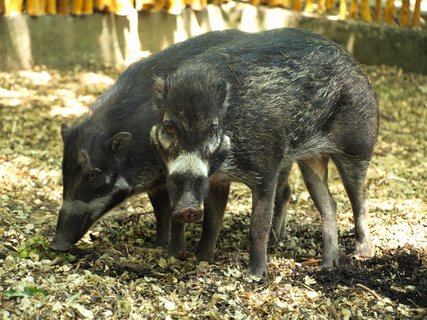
[378,175,408,185]
[356,283,382,300]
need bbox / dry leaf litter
[0,65,426,319]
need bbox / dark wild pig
[150,28,379,280]
[49,30,248,253]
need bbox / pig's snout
[172,208,203,223]
[49,241,71,252]
[49,234,73,252]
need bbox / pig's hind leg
[298,157,339,269]
[332,154,374,259]
[196,179,231,262]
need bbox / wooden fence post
[360,0,371,22]
[293,0,303,12]
[349,0,358,19]
[338,0,347,19]
[400,0,410,27]
[318,0,326,13]
[305,0,314,13]
[384,0,395,24]
[46,0,56,14]
[58,0,68,14]
[412,0,421,27]
[374,0,381,21]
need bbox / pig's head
[49,121,133,252]
[150,63,230,223]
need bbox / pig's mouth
[49,228,86,252]
[49,239,73,252]
[171,208,203,223]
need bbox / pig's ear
[61,123,71,142]
[153,76,167,110]
[215,79,228,110]
[107,132,132,159]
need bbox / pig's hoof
[248,265,267,283]
[48,241,71,252]
[196,251,214,263]
[320,255,340,269]
[168,241,185,258]
[354,240,374,259]
[153,239,169,250]
[172,208,203,223]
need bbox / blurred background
[1,0,426,72]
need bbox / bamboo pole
[71,0,83,14]
[2,0,8,15]
[349,0,358,18]
[326,0,335,11]
[412,0,421,27]
[283,0,291,7]
[305,0,314,12]
[26,0,36,15]
[155,0,166,10]
[338,0,347,19]
[46,0,56,14]
[318,0,326,13]
[374,0,381,21]
[167,0,185,14]
[94,0,106,11]
[115,0,133,15]
[82,0,93,14]
[293,0,303,11]
[3,0,24,15]
[27,0,45,15]
[400,0,410,27]
[58,0,68,14]
[40,0,46,14]
[190,0,207,11]
[383,0,395,24]
[360,0,371,22]
[97,0,114,12]
[14,0,25,14]
[268,0,282,6]
[135,0,143,10]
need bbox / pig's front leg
[148,186,171,249]
[248,177,278,281]
[196,178,231,262]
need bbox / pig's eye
[164,122,176,135]
[87,169,101,181]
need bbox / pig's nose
[49,236,72,252]
[172,208,203,223]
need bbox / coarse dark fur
[151,28,379,280]
[49,30,249,252]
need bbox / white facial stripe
[62,176,131,220]
[113,176,131,192]
[223,135,230,149]
[207,135,220,154]
[168,153,208,177]
[150,125,172,150]
[105,174,112,185]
